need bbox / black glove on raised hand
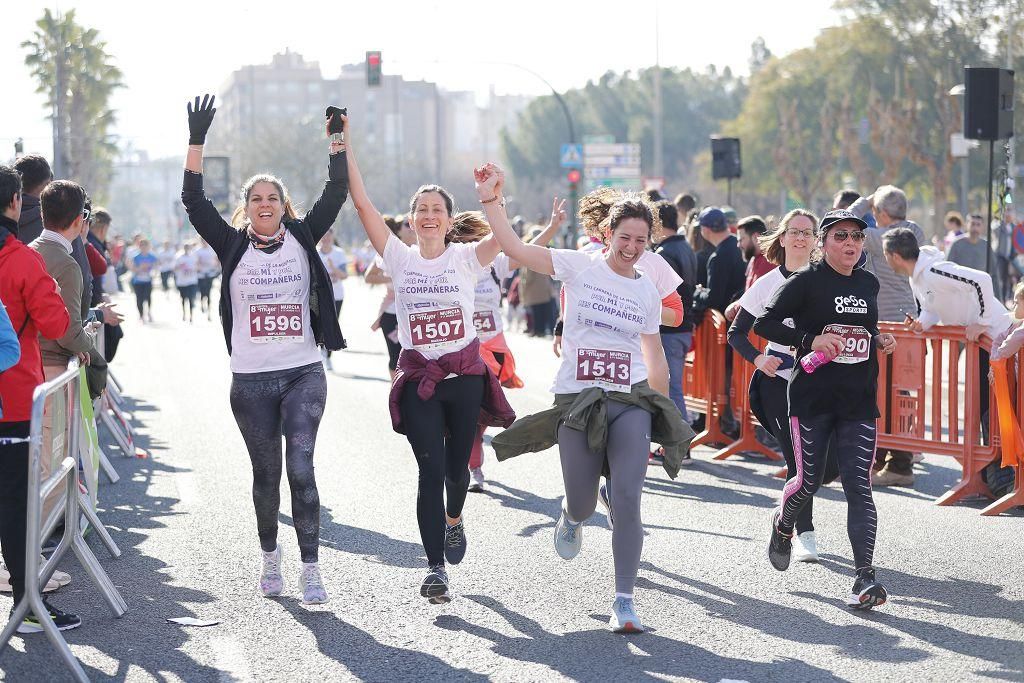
[325,106,346,135]
[187,94,217,145]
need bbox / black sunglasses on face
[832,230,865,243]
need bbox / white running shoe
[468,467,485,493]
[300,563,329,604]
[260,546,284,597]
[793,531,819,563]
[609,596,644,633]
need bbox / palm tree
[22,9,123,198]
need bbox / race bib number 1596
[249,303,303,343]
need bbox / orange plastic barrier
[683,311,732,448]
[712,335,782,461]
[678,318,1023,514]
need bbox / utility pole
[652,0,664,180]
[52,12,68,179]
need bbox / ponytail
[447,211,491,244]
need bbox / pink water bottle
[800,350,833,374]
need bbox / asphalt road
[2,279,1022,683]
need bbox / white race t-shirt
[737,267,796,381]
[382,233,481,359]
[157,249,176,273]
[588,249,681,298]
[228,232,321,373]
[551,249,661,394]
[472,252,512,341]
[173,253,199,287]
[319,248,348,301]
[197,246,219,278]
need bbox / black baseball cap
[817,209,868,237]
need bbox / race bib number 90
[823,323,872,364]
[576,348,631,391]
[249,303,303,343]
[410,307,465,348]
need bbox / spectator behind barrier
[12,154,52,244]
[30,180,109,541]
[653,200,698,427]
[947,213,989,274]
[692,207,745,319]
[737,215,775,291]
[883,227,1013,488]
[0,163,80,632]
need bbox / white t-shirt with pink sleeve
[551,249,661,394]
[636,250,683,298]
[382,233,480,360]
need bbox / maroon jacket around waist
[388,338,516,435]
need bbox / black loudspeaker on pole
[711,136,741,206]
[963,67,1014,274]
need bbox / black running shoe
[420,564,450,604]
[444,520,467,565]
[15,600,82,634]
[846,567,888,609]
[767,507,793,571]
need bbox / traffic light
[366,51,382,87]
[567,169,581,185]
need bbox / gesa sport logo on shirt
[834,295,868,315]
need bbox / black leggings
[198,276,214,309]
[755,372,838,534]
[0,422,30,604]
[179,284,198,318]
[380,312,401,371]
[780,414,878,570]
[229,362,327,562]
[134,281,152,317]
[399,374,485,567]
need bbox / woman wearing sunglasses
[753,209,896,610]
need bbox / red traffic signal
[366,51,382,87]
[567,169,581,184]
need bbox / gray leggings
[229,361,327,563]
[558,401,651,595]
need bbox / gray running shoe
[598,483,614,529]
[420,564,450,604]
[767,508,792,572]
[553,506,583,560]
[300,563,328,605]
[609,597,644,633]
[444,520,467,565]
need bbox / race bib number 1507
[410,307,465,348]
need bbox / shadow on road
[280,507,425,569]
[637,561,930,665]
[431,593,846,682]
[281,601,489,681]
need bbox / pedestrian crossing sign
[560,144,583,169]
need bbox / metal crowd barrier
[0,359,127,683]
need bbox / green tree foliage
[501,66,745,218]
[23,9,123,200]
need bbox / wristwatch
[330,132,345,145]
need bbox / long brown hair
[759,208,819,266]
[578,187,660,242]
[230,174,298,229]
[408,184,491,244]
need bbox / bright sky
[5,0,843,160]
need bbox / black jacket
[180,152,349,355]
[655,234,698,333]
[692,234,745,318]
[16,193,43,244]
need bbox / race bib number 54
[410,307,465,348]
[823,324,872,364]
[249,303,303,343]
[576,349,631,391]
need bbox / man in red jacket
[0,164,81,633]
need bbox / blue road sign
[560,144,583,169]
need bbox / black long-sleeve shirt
[753,259,881,420]
[693,234,745,318]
